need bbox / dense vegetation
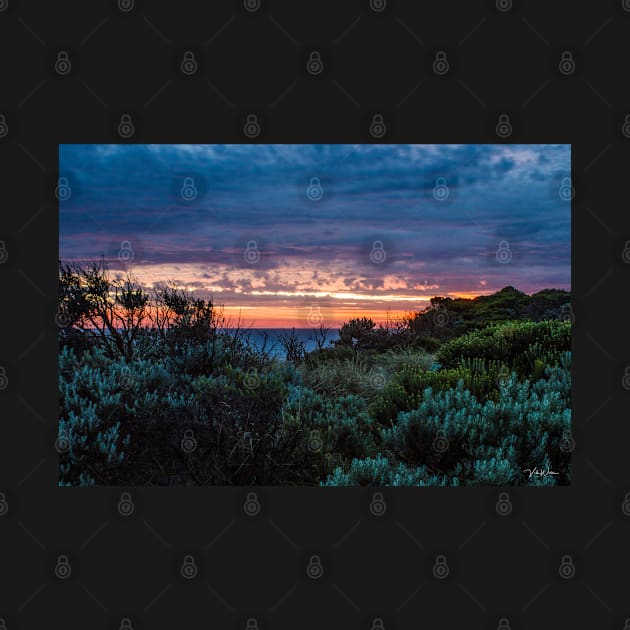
[58,260,571,486]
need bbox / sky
[59,144,571,328]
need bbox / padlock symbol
[243,113,261,138]
[495,491,512,516]
[369,492,386,517]
[117,491,135,516]
[0,491,8,517]
[622,241,630,264]
[119,366,134,390]
[370,114,386,138]
[307,51,323,75]
[558,554,575,579]
[370,0,386,11]
[497,618,511,630]
[495,0,512,12]
[243,240,261,264]
[181,176,198,201]
[54,554,72,579]
[432,429,449,454]
[118,113,135,138]
[559,304,574,324]
[0,366,8,391]
[119,618,133,630]
[244,0,261,11]
[433,50,449,76]
[432,554,449,579]
[55,176,72,201]
[558,177,574,201]
[244,491,261,516]
[118,240,134,263]
[54,51,72,76]
[559,431,575,452]
[621,492,630,516]
[624,619,630,630]
[495,114,512,138]
[0,0,8,12]
[118,0,135,12]
[371,618,385,630]
[307,429,322,452]
[55,434,70,453]
[622,367,630,390]
[621,114,630,139]
[369,240,386,264]
[0,618,6,630]
[0,240,8,265]
[181,554,198,579]
[558,50,575,76]
[307,304,323,326]
[181,429,197,453]
[180,50,198,76]
[306,177,323,201]
[496,240,512,264]
[432,305,449,327]
[306,554,323,579]
[0,113,8,139]
[245,618,259,630]
[432,177,449,201]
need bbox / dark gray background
[1,0,629,628]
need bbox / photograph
[57,143,571,487]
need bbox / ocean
[233,328,340,359]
